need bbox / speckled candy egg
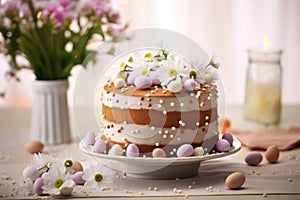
[126,144,140,157]
[134,76,152,89]
[225,172,246,189]
[93,139,107,153]
[265,145,280,163]
[215,139,231,152]
[204,73,213,83]
[108,144,124,156]
[23,166,40,181]
[72,171,85,185]
[183,79,197,91]
[245,152,263,166]
[167,79,182,93]
[33,177,44,195]
[25,140,44,154]
[152,148,166,158]
[222,133,234,146]
[84,131,96,145]
[114,78,126,89]
[177,144,194,157]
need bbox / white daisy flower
[42,164,75,195]
[17,178,34,196]
[83,164,116,191]
[157,55,188,86]
[55,151,79,174]
[32,153,57,173]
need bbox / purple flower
[108,10,120,23]
[45,2,60,13]
[59,0,72,8]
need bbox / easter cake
[99,49,220,156]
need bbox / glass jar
[244,49,282,125]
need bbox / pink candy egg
[245,152,263,166]
[222,133,234,146]
[134,76,152,89]
[215,139,231,152]
[93,139,106,153]
[127,71,139,85]
[126,144,140,157]
[183,79,197,91]
[85,131,96,145]
[149,71,161,85]
[152,148,166,158]
[33,177,44,195]
[72,171,85,185]
[177,144,194,157]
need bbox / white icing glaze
[102,90,217,112]
[101,119,218,146]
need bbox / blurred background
[0,0,299,107]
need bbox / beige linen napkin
[229,127,300,150]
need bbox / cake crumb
[288,178,292,182]
[188,185,192,189]
[148,187,153,190]
[153,187,158,191]
[139,192,144,195]
[263,193,268,197]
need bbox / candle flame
[263,36,270,50]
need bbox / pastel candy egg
[72,171,85,185]
[25,140,44,154]
[245,152,263,166]
[215,139,230,152]
[23,166,40,181]
[84,131,96,145]
[60,187,73,196]
[167,79,182,93]
[225,172,246,189]
[265,145,280,163]
[183,79,197,91]
[111,71,127,81]
[134,76,152,89]
[193,147,204,156]
[93,139,106,153]
[33,177,44,195]
[152,148,166,158]
[126,144,140,157]
[177,144,194,157]
[149,71,161,85]
[127,71,139,84]
[70,161,84,174]
[204,73,213,83]
[108,144,124,156]
[222,133,234,146]
[114,78,125,89]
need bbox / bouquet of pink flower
[0,0,126,82]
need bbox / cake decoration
[98,47,221,157]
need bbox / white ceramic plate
[79,137,241,179]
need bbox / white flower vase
[31,80,71,144]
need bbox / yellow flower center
[94,174,103,182]
[168,68,177,77]
[64,160,73,168]
[128,56,134,63]
[144,52,152,58]
[54,178,64,189]
[141,69,149,76]
[189,70,197,79]
[119,61,125,69]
